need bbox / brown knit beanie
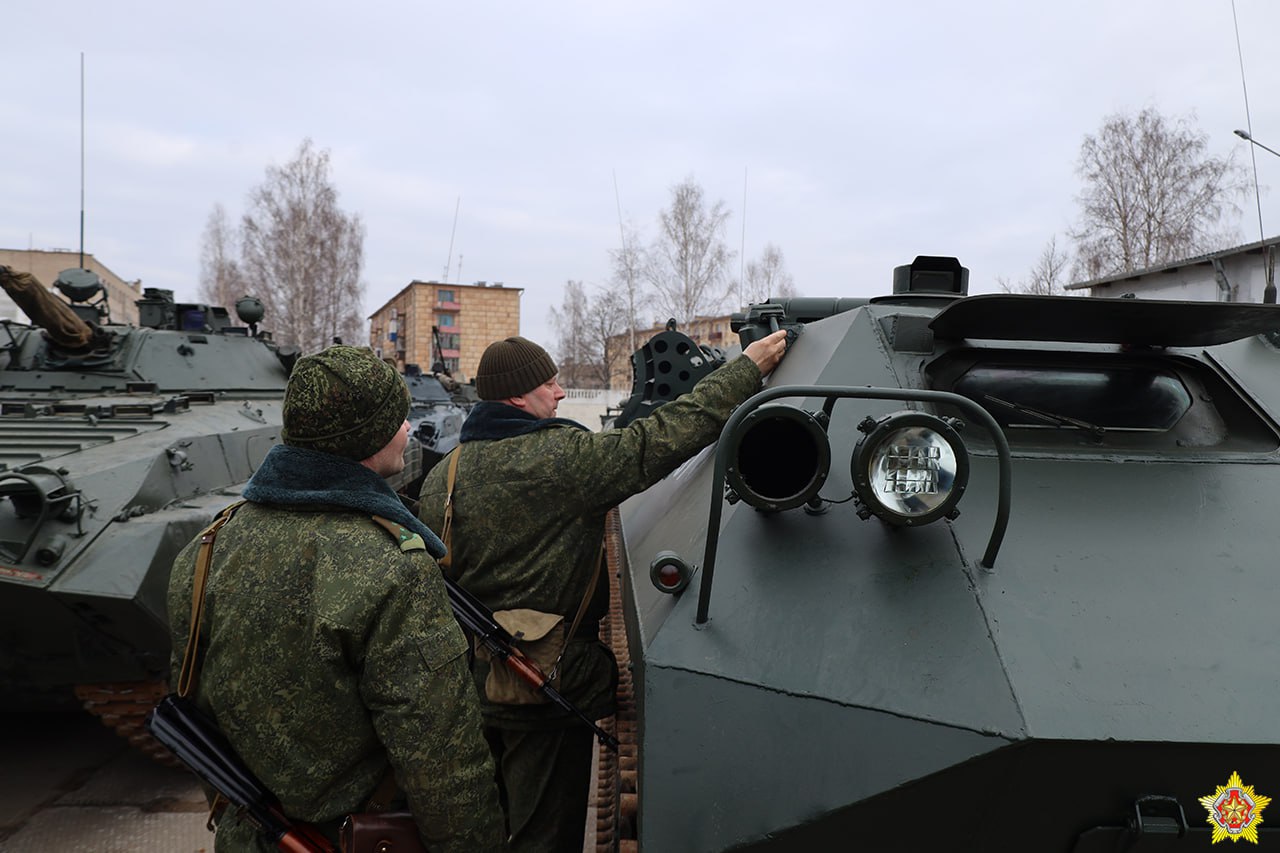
[475,336,558,400]
[281,345,410,460]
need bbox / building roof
[367,279,524,319]
[1065,236,1280,291]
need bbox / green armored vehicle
[0,268,428,752]
[404,363,475,468]
[595,256,1280,850]
[0,267,300,728]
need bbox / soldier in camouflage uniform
[417,331,789,852]
[168,345,505,852]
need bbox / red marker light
[658,563,682,589]
[649,551,691,594]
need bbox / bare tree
[550,280,593,387]
[645,177,735,325]
[608,222,650,354]
[549,280,628,389]
[584,285,628,389]
[198,203,246,309]
[741,243,799,306]
[239,139,366,352]
[1001,237,1073,295]
[1070,107,1249,279]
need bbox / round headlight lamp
[850,412,969,526]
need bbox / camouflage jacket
[167,445,504,852]
[417,355,762,727]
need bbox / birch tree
[1071,108,1248,279]
[608,223,649,354]
[550,280,628,388]
[1001,236,1073,295]
[198,203,246,309]
[741,243,799,306]
[238,139,366,352]
[645,178,734,325]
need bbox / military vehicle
[0,268,420,751]
[404,363,474,469]
[402,324,478,476]
[591,256,1280,851]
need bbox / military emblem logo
[1199,771,1271,844]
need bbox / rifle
[444,577,620,752]
[147,693,335,853]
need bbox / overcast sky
[6,1,1280,352]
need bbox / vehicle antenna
[1231,0,1274,303]
[739,166,747,308]
[79,52,86,271]
[443,196,460,282]
[613,170,636,353]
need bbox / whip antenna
[79,52,86,270]
[739,167,747,307]
[1231,0,1274,302]
[443,196,460,282]
[613,170,637,353]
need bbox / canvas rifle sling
[176,500,246,699]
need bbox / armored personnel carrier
[404,363,475,468]
[0,268,430,755]
[593,256,1280,851]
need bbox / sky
[6,1,1280,352]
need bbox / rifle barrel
[147,695,336,852]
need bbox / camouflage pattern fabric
[417,355,761,850]
[483,726,594,853]
[168,501,505,852]
[280,344,411,461]
[419,354,760,725]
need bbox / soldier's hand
[743,328,790,377]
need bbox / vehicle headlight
[850,412,969,526]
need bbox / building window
[438,289,455,303]
[439,314,455,327]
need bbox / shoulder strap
[564,539,604,642]
[369,516,427,553]
[550,538,605,681]
[438,447,462,570]
[176,500,246,698]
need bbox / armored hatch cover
[930,293,1280,347]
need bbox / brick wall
[368,280,523,381]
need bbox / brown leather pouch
[339,811,424,853]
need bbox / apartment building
[368,280,523,381]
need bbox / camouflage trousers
[484,724,594,853]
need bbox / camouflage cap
[475,336,557,400]
[281,345,410,460]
